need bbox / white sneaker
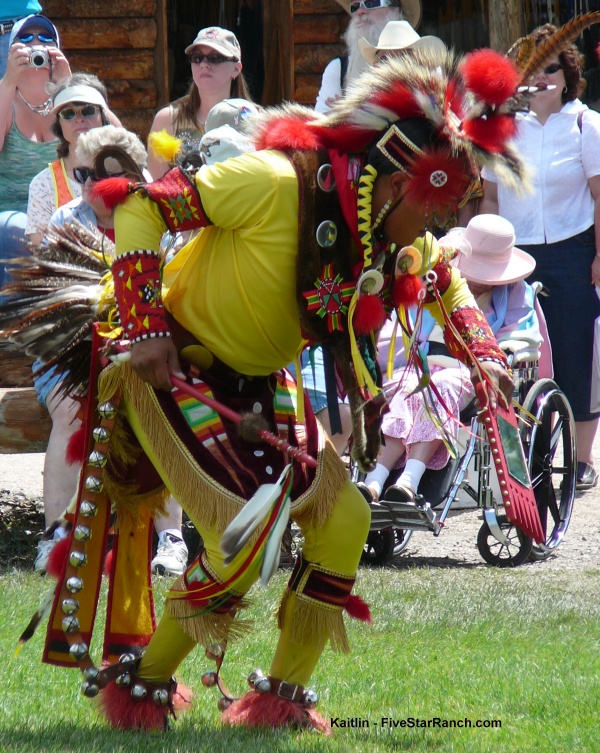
[152,534,188,576]
[34,538,58,574]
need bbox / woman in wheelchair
[360,214,544,504]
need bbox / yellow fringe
[277,591,350,654]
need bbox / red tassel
[353,295,386,336]
[103,547,113,577]
[96,679,193,730]
[221,690,330,734]
[255,115,322,152]
[460,49,519,106]
[90,177,134,211]
[46,535,71,580]
[392,274,425,309]
[345,593,372,623]
[65,426,87,466]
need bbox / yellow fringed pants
[121,396,371,689]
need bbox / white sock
[397,459,427,493]
[364,462,391,498]
[158,528,183,543]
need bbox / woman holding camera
[0,14,69,289]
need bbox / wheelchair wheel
[519,379,576,561]
[361,528,412,566]
[477,516,533,567]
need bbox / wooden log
[294,15,347,45]
[104,80,157,110]
[294,0,343,14]
[295,44,345,74]
[0,388,51,453]
[68,50,154,80]
[44,0,157,18]
[0,346,35,388]
[294,74,322,106]
[488,0,524,52]
[59,19,157,50]
[113,109,155,139]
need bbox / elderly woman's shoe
[576,462,598,490]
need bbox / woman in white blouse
[480,24,600,490]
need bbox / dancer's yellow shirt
[114,151,302,376]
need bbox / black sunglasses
[187,52,237,65]
[542,63,562,75]
[73,167,124,184]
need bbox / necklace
[16,88,52,116]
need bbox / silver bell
[205,643,223,661]
[255,678,272,694]
[87,451,107,469]
[217,696,232,712]
[69,551,88,568]
[84,476,103,494]
[69,642,89,661]
[247,669,264,688]
[201,671,218,687]
[80,501,98,518]
[61,616,80,634]
[152,688,170,707]
[303,689,319,708]
[74,525,92,542]
[81,680,100,698]
[92,426,111,443]
[119,653,137,667]
[62,597,80,615]
[66,576,84,593]
[115,672,131,686]
[83,666,100,681]
[97,401,118,419]
[131,684,147,700]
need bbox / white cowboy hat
[335,0,422,31]
[358,20,446,64]
[453,215,536,285]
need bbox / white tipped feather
[17,587,56,649]
[221,464,292,564]
[260,495,291,588]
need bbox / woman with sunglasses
[481,24,600,491]
[0,14,70,290]
[146,26,252,179]
[26,73,120,247]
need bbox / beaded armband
[446,305,508,368]
[112,250,171,344]
[143,166,212,234]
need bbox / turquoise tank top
[0,120,57,213]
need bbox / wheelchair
[360,361,577,567]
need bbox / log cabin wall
[42,0,168,140]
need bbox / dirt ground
[1,444,599,572]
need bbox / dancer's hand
[130,337,184,391]
[472,362,514,410]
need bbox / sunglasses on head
[542,63,562,75]
[187,52,237,65]
[349,0,392,13]
[17,32,55,44]
[73,166,124,184]
[58,104,100,121]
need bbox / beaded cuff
[143,166,212,234]
[446,304,508,367]
[112,250,171,344]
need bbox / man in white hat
[358,19,445,65]
[315,0,421,113]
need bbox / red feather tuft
[345,593,372,623]
[46,535,71,579]
[221,690,330,733]
[402,147,472,212]
[353,294,387,336]
[65,426,87,466]
[461,49,519,106]
[311,124,375,153]
[393,274,425,309]
[90,177,134,211]
[255,115,322,151]
[461,114,517,153]
[371,83,423,119]
[96,678,193,730]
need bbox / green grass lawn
[0,565,599,753]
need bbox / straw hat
[454,215,536,285]
[358,20,446,64]
[335,0,422,30]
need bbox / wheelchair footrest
[369,501,395,532]
[382,498,442,534]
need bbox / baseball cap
[184,27,241,60]
[205,99,259,132]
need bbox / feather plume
[17,587,56,648]
[147,129,183,164]
[260,494,290,587]
[519,12,600,81]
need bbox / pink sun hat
[453,214,536,285]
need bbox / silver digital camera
[28,47,50,69]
